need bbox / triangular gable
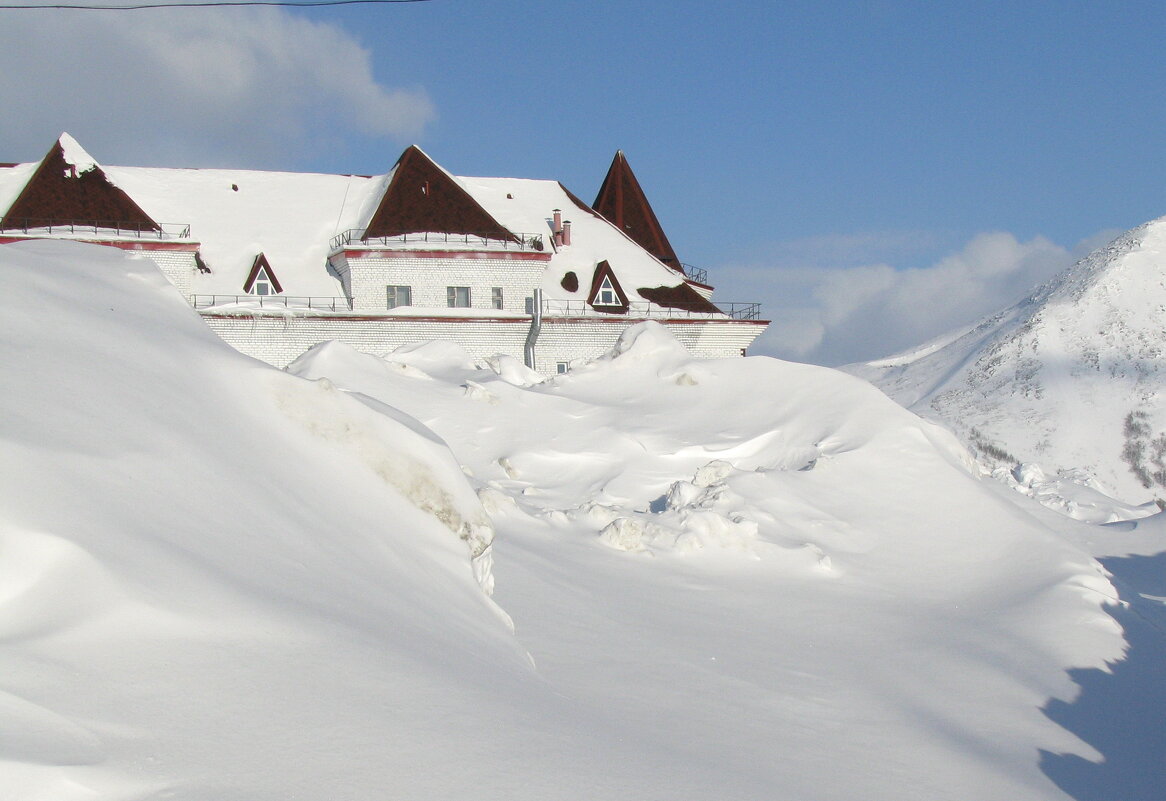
[363,145,518,242]
[592,151,681,272]
[0,134,160,233]
[242,253,283,294]
[587,260,629,313]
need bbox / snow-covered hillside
[1,240,1162,800]
[848,216,1166,509]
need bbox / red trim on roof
[363,146,518,243]
[0,138,161,233]
[242,252,283,294]
[587,260,630,314]
[199,312,532,324]
[544,316,770,326]
[558,182,605,220]
[197,310,768,326]
[0,236,198,251]
[342,248,550,262]
[592,151,681,273]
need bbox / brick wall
[536,317,765,372]
[141,250,197,299]
[201,313,531,369]
[345,254,546,313]
[200,310,766,374]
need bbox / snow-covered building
[0,134,767,372]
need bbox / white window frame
[386,285,412,309]
[595,275,619,306]
[252,267,274,296]
[491,286,504,310]
[447,286,471,308]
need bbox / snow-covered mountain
[1,239,1163,800]
[847,216,1166,510]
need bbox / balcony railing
[679,263,708,284]
[330,229,545,252]
[0,218,191,239]
[543,299,762,320]
[192,294,352,311]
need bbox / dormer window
[586,260,628,314]
[595,275,619,307]
[242,253,282,296]
[252,266,274,296]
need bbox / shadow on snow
[1040,550,1166,800]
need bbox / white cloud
[0,7,434,168]
[720,230,1087,366]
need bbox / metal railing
[679,263,708,284]
[0,218,191,239]
[330,229,545,252]
[192,294,351,311]
[543,299,762,320]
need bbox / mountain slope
[848,216,1166,506]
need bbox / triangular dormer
[0,134,160,233]
[587,260,629,313]
[243,253,282,295]
[592,151,681,273]
[363,145,518,243]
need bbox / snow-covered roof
[108,165,383,296]
[0,135,709,307]
[0,161,36,216]
[452,174,691,303]
[57,132,99,175]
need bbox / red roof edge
[242,252,282,294]
[0,137,160,232]
[592,151,681,272]
[363,145,518,243]
[587,260,630,313]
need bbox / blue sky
[1,0,1163,363]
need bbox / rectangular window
[491,287,504,310]
[386,285,412,309]
[556,361,569,375]
[447,286,471,308]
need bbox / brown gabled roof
[587,260,629,314]
[636,283,722,314]
[242,252,282,294]
[0,136,160,232]
[363,145,518,242]
[593,151,681,273]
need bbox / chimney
[552,208,563,247]
[562,220,572,246]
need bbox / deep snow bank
[0,241,520,800]
[290,321,1135,800]
[0,240,1148,801]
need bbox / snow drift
[0,240,1150,800]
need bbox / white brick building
[1,135,767,373]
